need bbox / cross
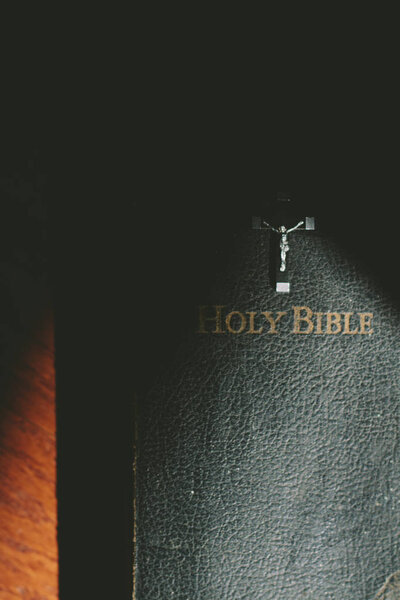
[252,194,316,293]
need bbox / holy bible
[134,198,400,599]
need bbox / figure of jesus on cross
[252,195,315,292]
[263,221,304,272]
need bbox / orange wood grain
[0,313,58,600]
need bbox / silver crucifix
[252,208,315,293]
[263,221,304,272]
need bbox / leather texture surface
[135,217,400,600]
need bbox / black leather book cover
[134,192,400,600]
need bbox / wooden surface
[0,161,57,599]
[0,313,57,599]
[0,155,134,599]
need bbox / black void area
[52,202,136,599]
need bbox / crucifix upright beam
[252,194,315,293]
